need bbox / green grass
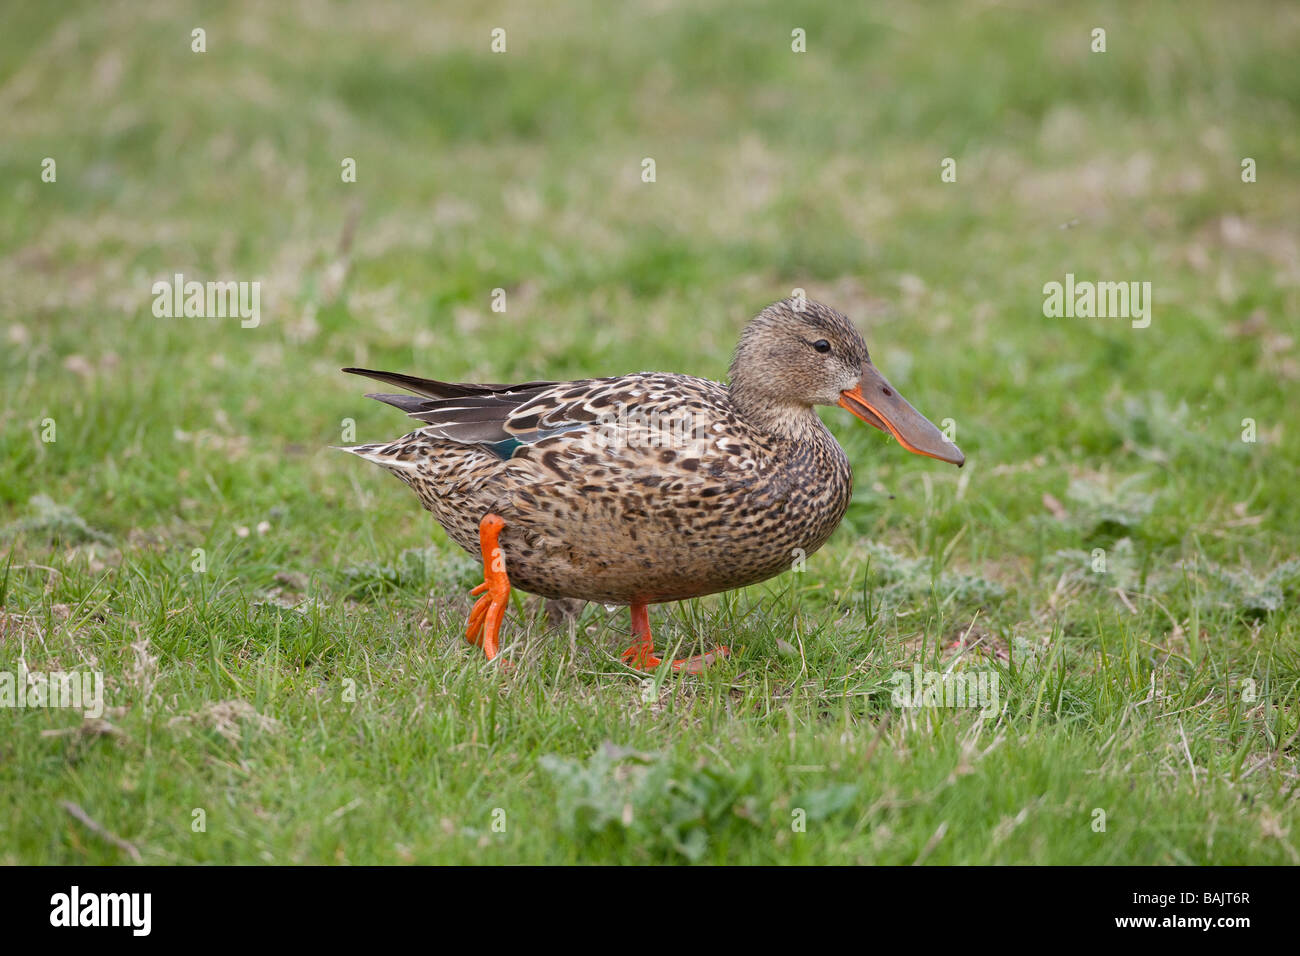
[2,0,1298,864]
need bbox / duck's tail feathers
[331,442,419,471]
[341,367,467,399]
[342,367,556,400]
[362,392,432,414]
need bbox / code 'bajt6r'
[341,298,963,671]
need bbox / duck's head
[729,298,964,466]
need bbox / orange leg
[619,602,728,674]
[465,514,511,661]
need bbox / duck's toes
[620,637,655,669]
[620,603,728,673]
[622,645,730,674]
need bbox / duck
[341,298,963,672]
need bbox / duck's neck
[729,383,829,443]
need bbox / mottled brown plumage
[341,298,963,665]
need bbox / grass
[1,0,1298,864]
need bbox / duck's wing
[344,367,606,457]
[501,373,762,479]
[344,369,735,462]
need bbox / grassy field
[2,0,1298,864]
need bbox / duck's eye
[812,339,832,354]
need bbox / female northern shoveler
[342,298,963,671]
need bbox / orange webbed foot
[619,603,728,674]
[465,514,511,661]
